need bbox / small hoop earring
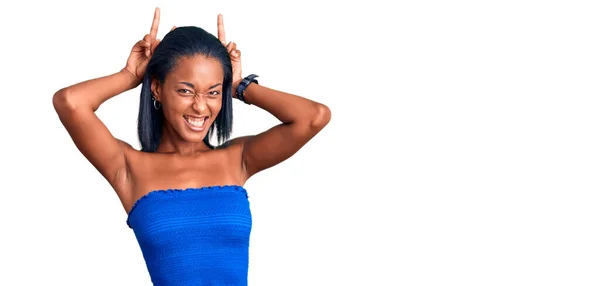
[152,97,161,110]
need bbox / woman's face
[153,55,224,144]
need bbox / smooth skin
[53,8,331,214]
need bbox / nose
[191,94,208,113]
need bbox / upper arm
[53,89,130,187]
[239,103,331,178]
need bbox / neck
[155,124,211,155]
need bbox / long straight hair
[137,26,233,152]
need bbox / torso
[115,141,246,215]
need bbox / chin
[180,131,208,143]
[179,128,209,143]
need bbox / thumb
[231,49,241,60]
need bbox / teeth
[185,116,205,127]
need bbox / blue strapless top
[126,185,252,285]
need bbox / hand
[124,8,161,82]
[217,14,242,92]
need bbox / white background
[1,0,599,285]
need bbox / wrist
[120,68,142,88]
[234,74,259,104]
[232,78,242,99]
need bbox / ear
[151,79,162,101]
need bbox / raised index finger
[217,14,226,44]
[149,7,160,39]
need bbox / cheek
[163,95,190,117]
[209,100,223,116]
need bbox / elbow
[310,103,331,130]
[52,88,78,113]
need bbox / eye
[177,89,193,95]
[208,90,221,97]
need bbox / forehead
[166,55,224,86]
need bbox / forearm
[233,81,331,178]
[240,83,328,125]
[55,69,140,112]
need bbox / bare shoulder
[116,139,140,160]
[216,136,251,150]
[216,136,253,157]
[116,139,156,173]
[216,136,252,176]
[117,139,134,150]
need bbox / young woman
[52,8,330,285]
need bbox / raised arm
[216,15,331,178]
[52,8,162,187]
[238,83,331,178]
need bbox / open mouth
[183,115,209,132]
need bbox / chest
[128,151,242,198]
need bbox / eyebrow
[178,82,222,89]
